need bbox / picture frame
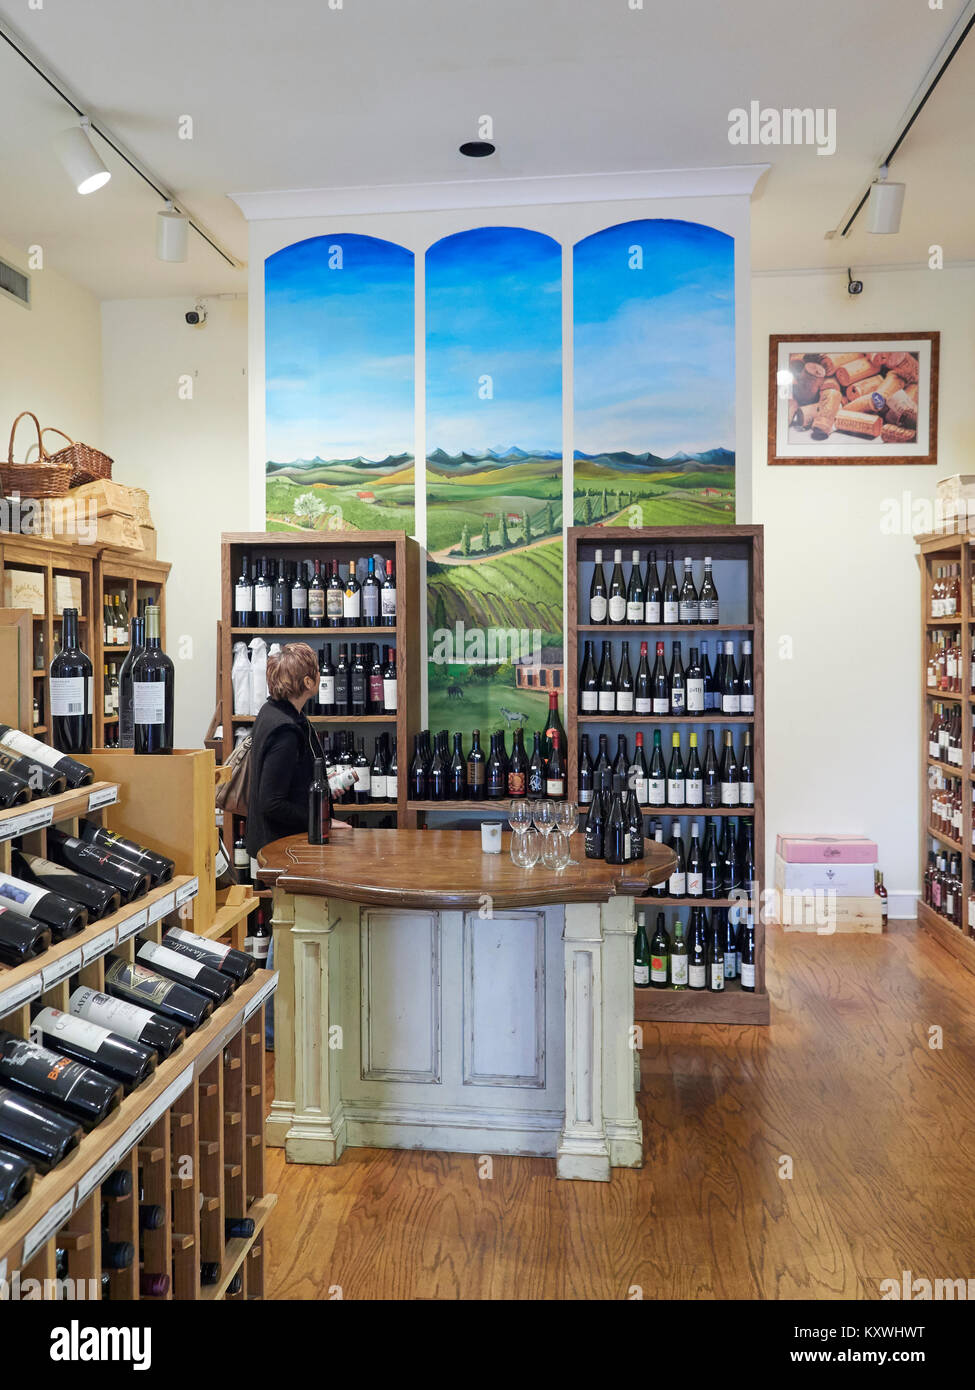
[767,332,940,466]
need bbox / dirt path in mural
[429,533,563,565]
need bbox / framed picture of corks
[768,332,939,465]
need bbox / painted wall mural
[264,233,415,534]
[425,226,564,733]
[573,218,735,525]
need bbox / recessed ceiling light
[459,141,496,158]
[55,117,111,195]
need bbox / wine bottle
[612,733,629,783]
[651,641,668,714]
[308,559,325,628]
[686,822,703,897]
[589,549,608,624]
[685,733,703,807]
[585,776,607,859]
[343,561,361,626]
[76,823,174,887]
[667,820,686,896]
[135,940,234,1005]
[698,556,719,623]
[577,733,593,806]
[321,562,339,628]
[0,870,87,940]
[597,641,616,713]
[644,550,662,624]
[31,1007,157,1093]
[0,905,51,965]
[649,821,667,898]
[708,918,725,992]
[720,731,740,806]
[46,828,150,902]
[686,647,704,715]
[626,551,644,624]
[50,607,92,755]
[117,615,145,749]
[0,1086,82,1172]
[666,733,685,806]
[250,908,271,966]
[361,558,381,626]
[349,646,367,717]
[703,820,721,898]
[0,747,66,798]
[603,776,629,865]
[723,907,739,979]
[382,646,397,712]
[0,725,93,789]
[702,730,720,808]
[70,986,185,1060]
[507,728,528,798]
[688,909,707,990]
[739,731,755,806]
[0,1144,34,1215]
[234,554,253,628]
[367,647,384,715]
[104,956,213,1031]
[647,730,666,808]
[629,731,649,805]
[467,730,486,801]
[290,563,308,628]
[546,731,565,799]
[633,910,650,987]
[527,732,545,798]
[616,643,634,715]
[333,645,350,717]
[701,640,716,711]
[670,919,688,989]
[625,787,644,858]
[353,738,372,802]
[132,606,174,755]
[381,560,397,626]
[678,557,699,624]
[409,734,427,800]
[668,641,685,715]
[0,768,30,807]
[579,641,598,714]
[486,734,506,800]
[608,550,627,624]
[446,733,465,799]
[271,561,289,628]
[371,735,389,801]
[649,913,669,988]
[739,640,755,714]
[661,550,679,625]
[139,1202,165,1232]
[721,641,740,715]
[162,927,255,984]
[739,914,756,991]
[225,1216,255,1239]
[0,1032,122,1131]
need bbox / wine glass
[532,799,555,836]
[553,802,579,862]
[541,827,571,872]
[511,826,542,868]
[508,801,533,833]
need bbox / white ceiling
[0,0,972,298]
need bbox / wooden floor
[264,921,975,1299]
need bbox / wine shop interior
[0,0,973,1331]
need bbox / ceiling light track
[0,17,242,270]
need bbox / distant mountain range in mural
[268,445,733,474]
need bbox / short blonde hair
[267,643,318,700]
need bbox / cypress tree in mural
[460,522,471,556]
[480,520,490,553]
[546,501,555,535]
[500,513,510,548]
[522,511,530,541]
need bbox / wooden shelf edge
[0,779,120,838]
[198,1194,278,1301]
[634,986,770,1024]
[917,899,975,978]
[201,895,262,940]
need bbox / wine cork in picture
[834,357,877,388]
[884,351,919,384]
[819,351,862,375]
[845,391,882,414]
[793,361,826,405]
[885,389,918,427]
[870,373,904,410]
[791,403,817,429]
[822,376,839,394]
[834,408,883,437]
[868,352,888,371]
[882,423,917,444]
[811,388,843,439]
[845,375,883,401]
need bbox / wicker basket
[41,426,113,487]
[0,412,73,499]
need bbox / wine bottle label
[623,831,632,860]
[634,697,652,714]
[133,683,166,726]
[292,587,308,609]
[710,963,725,990]
[383,678,397,710]
[740,694,755,713]
[138,941,204,979]
[679,601,699,622]
[689,963,706,988]
[724,954,736,979]
[645,602,661,623]
[671,955,688,985]
[652,698,668,714]
[671,690,685,714]
[50,677,86,718]
[508,771,526,796]
[598,692,615,712]
[168,926,231,962]
[589,596,607,622]
[334,676,349,704]
[343,591,361,619]
[369,675,384,705]
[70,987,157,1041]
[685,778,703,804]
[357,767,372,794]
[632,776,648,803]
[688,872,703,895]
[650,957,667,983]
[699,601,719,621]
[626,602,643,623]
[308,591,325,619]
[0,730,65,772]
[608,596,626,623]
[634,964,649,985]
[363,588,379,618]
[722,694,740,714]
[740,782,755,804]
[687,681,704,711]
[253,938,270,963]
[663,602,678,624]
[1,1038,94,1098]
[381,589,397,618]
[669,871,686,895]
[616,692,634,712]
[236,587,253,613]
[370,775,386,799]
[0,873,47,915]
[667,779,685,803]
[578,787,591,804]
[318,676,335,705]
[581,692,598,712]
[648,779,665,806]
[33,1007,108,1053]
[546,777,564,796]
[350,674,367,706]
[469,762,485,788]
[255,589,272,614]
[720,783,740,806]
[740,962,755,988]
[326,590,344,619]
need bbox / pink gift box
[776,834,878,864]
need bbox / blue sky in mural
[574,219,734,456]
[265,234,414,462]
[426,227,562,455]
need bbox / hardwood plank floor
[264,920,975,1299]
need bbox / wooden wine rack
[0,770,276,1297]
[916,527,975,978]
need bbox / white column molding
[285,894,348,1165]
[600,896,644,1168]
[557,902,611,1181]
[265,884,294,1147]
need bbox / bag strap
[8,412,47,466]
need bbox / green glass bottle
[649,911,670,990]
[633,910,651,989]
[670,918,688,989]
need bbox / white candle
[481,822,502,855]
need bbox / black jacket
[245,698,323,857]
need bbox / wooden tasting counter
[259,829,675,1182]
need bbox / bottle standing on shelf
[597,641,616,713]
[117,614,145,749]
[615,643,634,714]
[685,733,703,807]
[350,646,368,717]
[686,648,704,715]
[50,607,92,756]
[326,562,345,628]
[608,549,627,624]
[874,869,889,927]
[721,642,740,715]
[543,691,567,765]
[644,551,662,624]
[579,641,598,713]
[103,663,113,718]
[546,731,566,799]
[668,641,685,715]
[0,1032,122,1131]
[487,734,506,800]
[0,905,51,965]
[701,640,716,711]
[291,563,309,627]
[234,554,253,628]
[688,909,708,990]
[648,821,667,898]
[702,730,720,808]
[667,820,686,897]
[647,730,666,808]
[308,758,331,845]
[410,734,428,800]
[626,551,644,624]
[678,557,699,623]
[686,822,704,897]
[633,911,651,987]
[381,560,397,626]
[333,645,350,718]
[629,732,649,805]
[467,730,486,801]
[698,556,719,623]
[589,549,608,623]
[708,918,725,992]
[272,561,289,627]
[381,646,397,712]
[670,919,688,989]
[739,640,754,714]
[371,735,390,801]
[30,1007,157,1093]
[0,1085,82,1173]
[132,606,174,755]
[739,914,756,991]
[702,821,721,898]
[343,561,361,626]
[739,731,755,806]
[0,869,87,939]
[650,913,670,988]
[250,909,271,966]
[634,641,652,715]
[315,643,334,717]
[109,663,119,716]
[720,731,740,806]
[662,550,679,624]
[523,731,542,798]
[308,559,326,628]
[651,641,668,714]
[667,733,685,806]
[508,728,529,799]
[447,732,466,799]
[603,776,629,865]
[69,987,185,1060]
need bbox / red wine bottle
[225,1216,255,1239]
[13,850,121,922]
[31,1007,157,1093]
[0,1032,122,1131]
[135,940,234,1004]
[77,822,174,886]
[139,1202,165,1231]
[0,1143,35,1215]
[140,1272,170,1296]
[132,605,174,754]
[104,955,213,1031]
[0,747,66,798]
[308,758,330,845]
[0,905,51,965]
[0,870,88,940]
[162,927,255,983]
[46,827,150,902]
[0,724,93,788]
[69,986,186,1060]
[50,607,92,755]
[0,768,31,807]
[0,1085,82,1172]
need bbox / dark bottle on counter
[448,733,466,799]
[308,758,330,844]
[410,734,427,800]
[527,731,545,798]
[604,776,629,866]
[585,778,607,860]
[486,733,506,800]
[507,728,528,798]
[577,734,593,806]
[467,730,486,801]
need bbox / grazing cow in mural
[447,684,465,700]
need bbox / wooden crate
[0,608,33,732]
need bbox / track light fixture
[156,201,189,262]
[866,166,905,235]
[55,116,111,195]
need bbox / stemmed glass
[508,801,533,833]
[531,799,555,837]
[553,802,579,858]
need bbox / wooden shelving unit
[566,525,767,1025]
[916,528,975,976]
[219,532,421,833]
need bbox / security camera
[847,268,863,296]
[185,300,208,326]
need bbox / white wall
[100,297,249,747]
[0,236,102,452]
[751,265,975,914]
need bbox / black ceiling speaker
[459,141,496,158]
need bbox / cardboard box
[0,608,34,732]
[776,833,878,864]
[2,568,45,615]
[774,853,876,896]
[52,573,82,614]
